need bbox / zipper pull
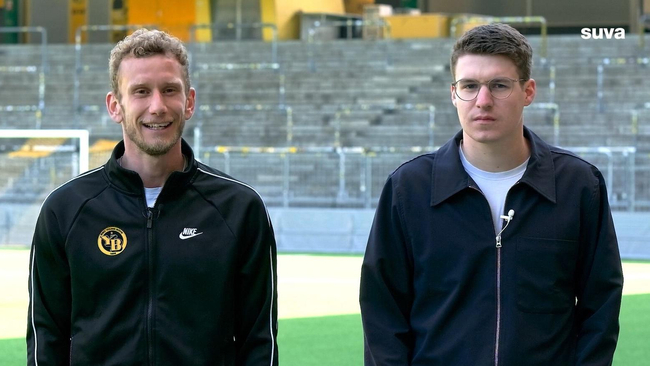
[495,209,515,248]
[146,209,153,229]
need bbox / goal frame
[0,129,90,174]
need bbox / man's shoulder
[44,166,107,205]
[527,128,599,175]
[38,167,108,223]
[193,163,266,203]
[390,151,436,181]
[193,163,271,225]
[548,146,601,174]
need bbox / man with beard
[27,29,278,366]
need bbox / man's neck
[460,135,530,173]
[119,146,185,188]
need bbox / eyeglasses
[451,77,526,101]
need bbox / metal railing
[638,13,650,49]
[571,146,637,211]
[188,23,284,118]
[200,145,432,208]
[536,58,556,104]
[333,103,435,147]
[630,103,650,136]
[188,22,279,67]
[0,26,47,128]
[306,19,392,71]
[192,103,293,150]
[526,102,560,146]
[450,16,548,59]
[596,57,649,112]
[191,103,435,151]
[193,143,642,211]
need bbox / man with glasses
[360,23,623,365]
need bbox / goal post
[0,129,90,246]
[0,129,89,174]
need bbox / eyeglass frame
[451,77,528,101]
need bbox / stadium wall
[270,209,650,259]
[6,205,647,258]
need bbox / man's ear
[523,78,536,106]
[451,84,458,108]
[106,92,123,123]
[184,88,196,120]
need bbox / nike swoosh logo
[179,232,203,240]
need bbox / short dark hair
[450,23,533,81]
[109,28,190,99]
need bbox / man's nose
[474,84,494,107]
[149,90,167,115]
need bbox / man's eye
[460,83,478,90]
[134,89,148,95]
[490,81,511,89]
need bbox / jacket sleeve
[574,169,624,365]
[234,197,279,366]
[26,201,72,366]
[360,175,414,365]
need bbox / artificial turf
[3,294,647,365]
[1,314,363,366]
[614,293,650,365]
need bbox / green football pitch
[0,314,365,365]
[2,249,648,365]
[3,295,650,366]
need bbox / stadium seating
[1,34,650,212]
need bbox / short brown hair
[450,23,533,81]
[109,28,191,99]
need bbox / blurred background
[1,0,649,256]
[1,1,649,365]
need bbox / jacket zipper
[146,209,155,366]
[470,183,516,366]
[495,235,502,366]
[494,209,515,366]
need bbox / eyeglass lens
[455,78,517,101]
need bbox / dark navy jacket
[360,127,623,366]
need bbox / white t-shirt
[459,145,528,232]
[144,187,163,208]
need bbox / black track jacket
[27,139,278,365]
[360,127,623,366]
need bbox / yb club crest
[98,227,128,256]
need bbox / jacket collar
[430,126,556,206]
[105,138,198,195]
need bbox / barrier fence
[195,144,642,211]
[0,138,648,249]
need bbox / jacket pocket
[516,237,578,313]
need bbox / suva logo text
[581,28,625,40]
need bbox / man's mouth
[142,122,172,130]
[473,116,495,121]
